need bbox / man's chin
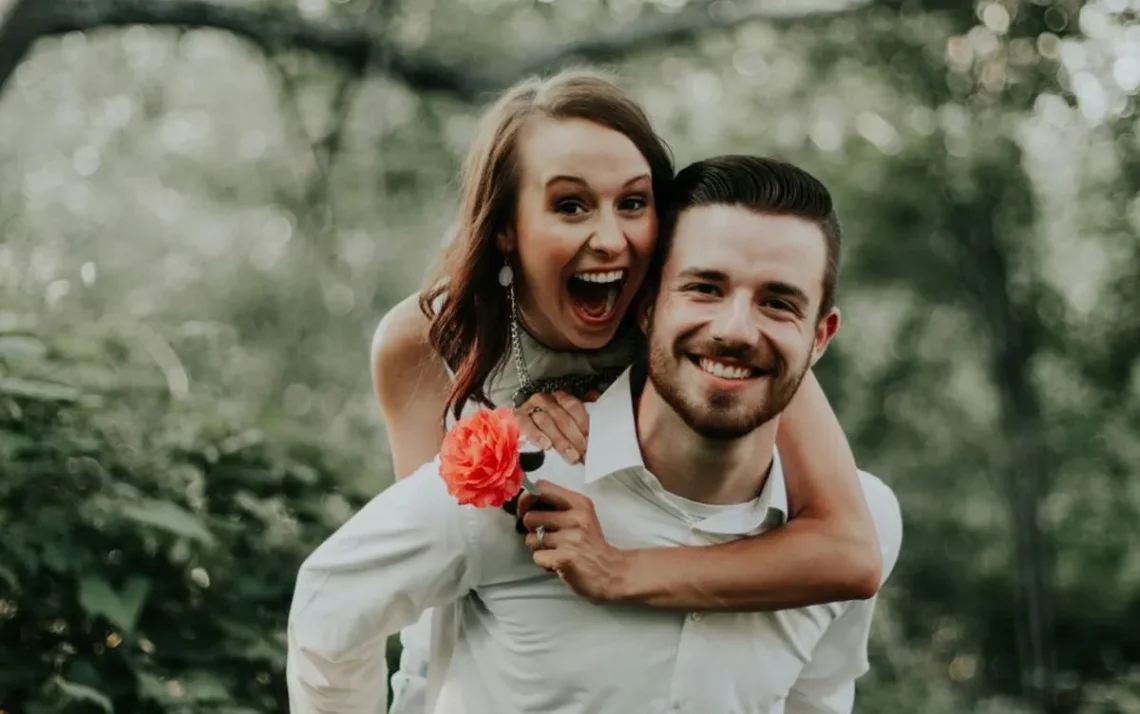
[675,404,775,441]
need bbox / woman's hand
[514,390,592,464]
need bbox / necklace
[506,285,627,407]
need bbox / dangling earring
[500,260,535,404]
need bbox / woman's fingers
[552,390,590,439]
[515,392,587,463]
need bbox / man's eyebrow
[766,281,810,304]
[675,267,728,282]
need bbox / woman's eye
[555,200,587,215]
[619,196,648,212]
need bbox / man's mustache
[680,339,782,374]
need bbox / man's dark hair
[655,155,842,316]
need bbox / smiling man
[287,155,902,714]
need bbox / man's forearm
[606,517,880,611]
[287,628,390,714]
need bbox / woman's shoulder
[371,293,444,400]
[372,293,432,362]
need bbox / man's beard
[646,328,810,441]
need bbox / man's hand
[518,481,628,603]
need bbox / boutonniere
[439,407,545,510]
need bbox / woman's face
[504,117,658,351]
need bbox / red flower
[439,407,524,508]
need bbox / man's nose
[708,295,758,346]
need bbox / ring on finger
[535,525,547,549]
[528,405,544,416]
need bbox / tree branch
[1,0,873,103]
[511,0,870,79]
[0,0,44,97]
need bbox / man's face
[643,204,839,440]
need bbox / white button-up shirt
[287,369,904,714]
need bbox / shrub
[0,329,368,714]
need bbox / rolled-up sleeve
[286,460,485,714]
[786,472,904,714]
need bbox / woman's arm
[615,370,881,610]
[521,370,883,611]
[371,294,452,480]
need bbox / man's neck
[634,382,776,506]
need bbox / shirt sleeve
[785,471,903,714]
[286,460,488,714]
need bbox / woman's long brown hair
[419,69,675,421]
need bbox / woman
[373,70,882,713]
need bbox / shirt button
[670,697,683,711]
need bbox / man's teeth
[698,357,752,380]
[573,269,625,284]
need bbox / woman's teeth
[573,269,625,284]
[698,357,753,380]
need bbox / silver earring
[498,263,514,287]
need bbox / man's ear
[810,307,840,367]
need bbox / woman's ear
[638,296,654,335]
[496,225,517,253]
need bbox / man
[287,156,903,714]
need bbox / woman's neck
[514,296,577,352]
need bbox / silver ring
[535,525,546,549]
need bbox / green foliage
[0,0,1137,712]
[0,328,368,714]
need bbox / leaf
[135,672,168,703]
[0,563,17,590]
[78,575,151,635]
[519,450,545,472]
[0,377,81,402]
[180,671,231,702]
[50,676,113,714]
[0,335,47,360]
[136,671,230,704]
[118,500,215,546]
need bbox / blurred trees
[0,0,1137,712]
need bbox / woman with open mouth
[370,69,883,714]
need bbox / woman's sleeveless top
[482,324,637,408]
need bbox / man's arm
[286,462,485,714]
[785,474,903,713]
[783,599,870,714]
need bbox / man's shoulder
[854,470,904,580]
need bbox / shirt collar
[581,367,789,534]
[582,367,645,484]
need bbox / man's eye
[764,298,795,312]
[685,283,719,296]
